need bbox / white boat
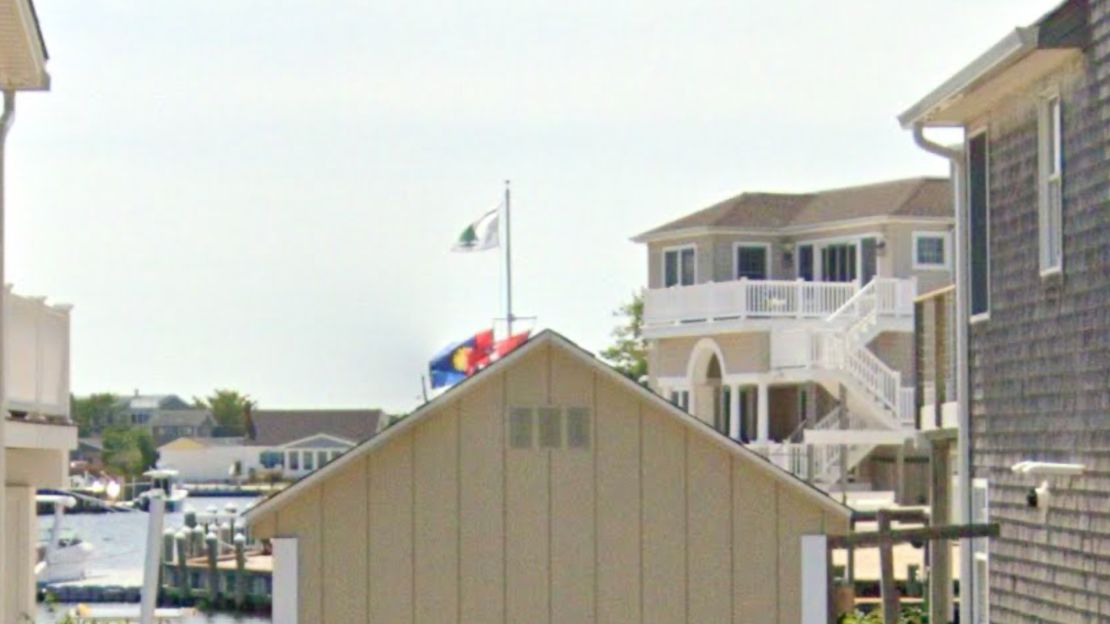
[36,494,94,584]
[137,469,188,512]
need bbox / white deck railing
[4,286,71,421]
[643,278,858,326]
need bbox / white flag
[452,208,500,252]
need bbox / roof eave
[898,28,1037,129]
[0,0,50,92]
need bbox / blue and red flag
[429,329,495,389]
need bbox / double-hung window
[734,243,769,280]
[1038,93,1064,275]
[913,232,949,270]
[663,246,696,287]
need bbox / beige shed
[244,330,850,624]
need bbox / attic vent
[566,407,591,449]
[509,407,534,449]
[538,407,562,449]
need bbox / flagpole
[504,180,513,337]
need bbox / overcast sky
[9,1,1052,413]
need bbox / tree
[101,426,157,478]
[194,389,255,436]
[71,393,123,436]
[601,293,648,383]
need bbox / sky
[8,0,1053,413]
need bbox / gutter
[911,123,974,624]
[0,89,13,622]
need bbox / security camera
[1026,480,1050,510]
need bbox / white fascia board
[898,28,1036,128]
[632,216,954,245]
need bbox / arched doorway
[689,340,730,435]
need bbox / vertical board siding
[595,378,642,624]
[776,485,825,624]
[321,458,368,623]
[734,459,778,622]
[248,339,847,624]
[369,431,414,623]
[504,347,551,623]
[640,404,687,624]
[414,404,460,624]
[549,350,597,624]
[458,374,505,623]
[276,486,323,624]
[686,434,732,623]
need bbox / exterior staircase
[758,278,917,486]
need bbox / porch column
[757,382,770,442]
[728,384,741,440]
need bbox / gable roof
[243,330,850,525]
[247,409,383,447]
[898,0,1087,128]
[632,177,951,242]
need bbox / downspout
[0,89,14,623]
[912,122,972,624]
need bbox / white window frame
[1038,91,1064,276]
[661,244,697,288]
[912,231,950,271]
[732,242,772,280]
[794,232,881,285]
[967,126,992,325]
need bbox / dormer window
[1038,92,1063,275]
[734,243,769,280]
[663,245,695,287]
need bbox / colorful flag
[429,329,495,389]
[452,208,500,252]
[492,330,531,360]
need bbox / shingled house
[901,1,1107,622]
[244,330,849,624]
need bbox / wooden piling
[175,531,190,600]
[206,531,219,601]
[234,533,247,609]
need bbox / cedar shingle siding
[969,2,1110,621]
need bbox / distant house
[114,392,192,427]
[149,409,215,445]
[244,330,849,624]
[158,409,384,482]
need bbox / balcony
[914,285,957,432]
[643,277,916,337]
[4,286,71,424]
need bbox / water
[35,604,271,624]
[36,495,271,623]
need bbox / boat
[136,469,188,512]
[36,494,95,584]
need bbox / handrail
[825,279,874,323]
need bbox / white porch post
[729,384,741,440]
[757,382,770,442]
